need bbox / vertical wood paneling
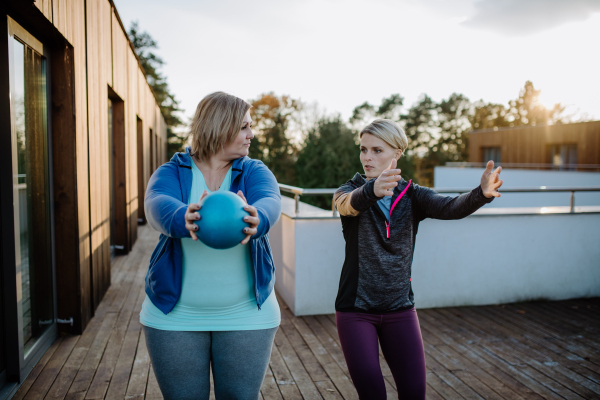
[86,0,100,310]
[111,12,128,97]
[52,0,71,43]
[34,0,53,23]
[128,49,140,244]
[110,8,133,251]
[70,0,93,327]
[26,0,168,330]
[469,121,600,165]
[86,0,112,309]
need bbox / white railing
[278,183,600,215]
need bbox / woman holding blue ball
[141,92,281,400]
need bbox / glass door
[8,17,56,370]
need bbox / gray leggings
[143,326,278,400]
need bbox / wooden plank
[423,340,505,400]
[269,342,303,400]
[431,308,574,400]
[286,312,357,400]
[145,364,163,400]
[455,306,597,399]
[418,310,552,400]
[425,351,484,400]
[64,312,119,399]
[314,380,343,400]
[420,315,533,400]
[12,336,63,399]
[105,285,146,399]
[34,0,53,22]
[273,328,322,399]
[425,370,465,400]
[104,328,141,399]
[73,242,143,399]
[49,21,82,335]
[124,330,151,399]
[83,260,147,400]
[20,335,79,399]
[261,365,284,400]
[279,309,329,382]
[46,309,111,399]
[483,304,600,378]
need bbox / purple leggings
[336,308,426,399]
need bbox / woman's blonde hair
[360,119,408,153]
[189,92,251,162]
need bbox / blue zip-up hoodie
[144,147,281,314]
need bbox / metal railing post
[332,203,338,217]
[295,194,300,215]
[570,191,575,213]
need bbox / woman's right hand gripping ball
[185,190,209,241]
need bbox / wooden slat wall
[51,0,70,43]
[33,0,53,22]
[469,121,600,164]
[28,0,167,327]
[86,0,110,310]
[62,0,93,328]
[127,50,140,245]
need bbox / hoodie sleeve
[413,184,493,221]
[334,177,381,217]
[244,161,281,239]
[145,162,191,239]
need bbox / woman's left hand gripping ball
[185,190,209,241]
[480,160,504,198]
[237,190,260,245]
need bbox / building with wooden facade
[468,120,600,169]
[1,0,167,394]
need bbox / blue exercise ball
[195,191,251,249]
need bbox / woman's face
[222,111,254,160]
[360,133,403,179]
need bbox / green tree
[248,93,300,185]
[469,81,566,130]
[296,116,364,209]
[436,93,471,162]
[128,21,187,158]
[506,81,565,126]
[469,101,510,130]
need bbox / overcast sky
[113,0,600,123]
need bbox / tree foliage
[128,21,187,159]
[248,93,300,185]
[343,82,568,186]
[296,117,364,209]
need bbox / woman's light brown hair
[360,119,408,153]
[189,92,251,162]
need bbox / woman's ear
[396,149,403,159]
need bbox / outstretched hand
[374,158,402,197]
[481,160,503,198]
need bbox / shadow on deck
[13,225,600,399]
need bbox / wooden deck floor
[14,225,600,399]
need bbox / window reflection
[11,37,53,355]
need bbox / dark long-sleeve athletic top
[333,173,493,314]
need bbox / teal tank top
[140,162,280,331]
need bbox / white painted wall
[434,167,600,208]
[411,211,600,308]
[272,197,600,315]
